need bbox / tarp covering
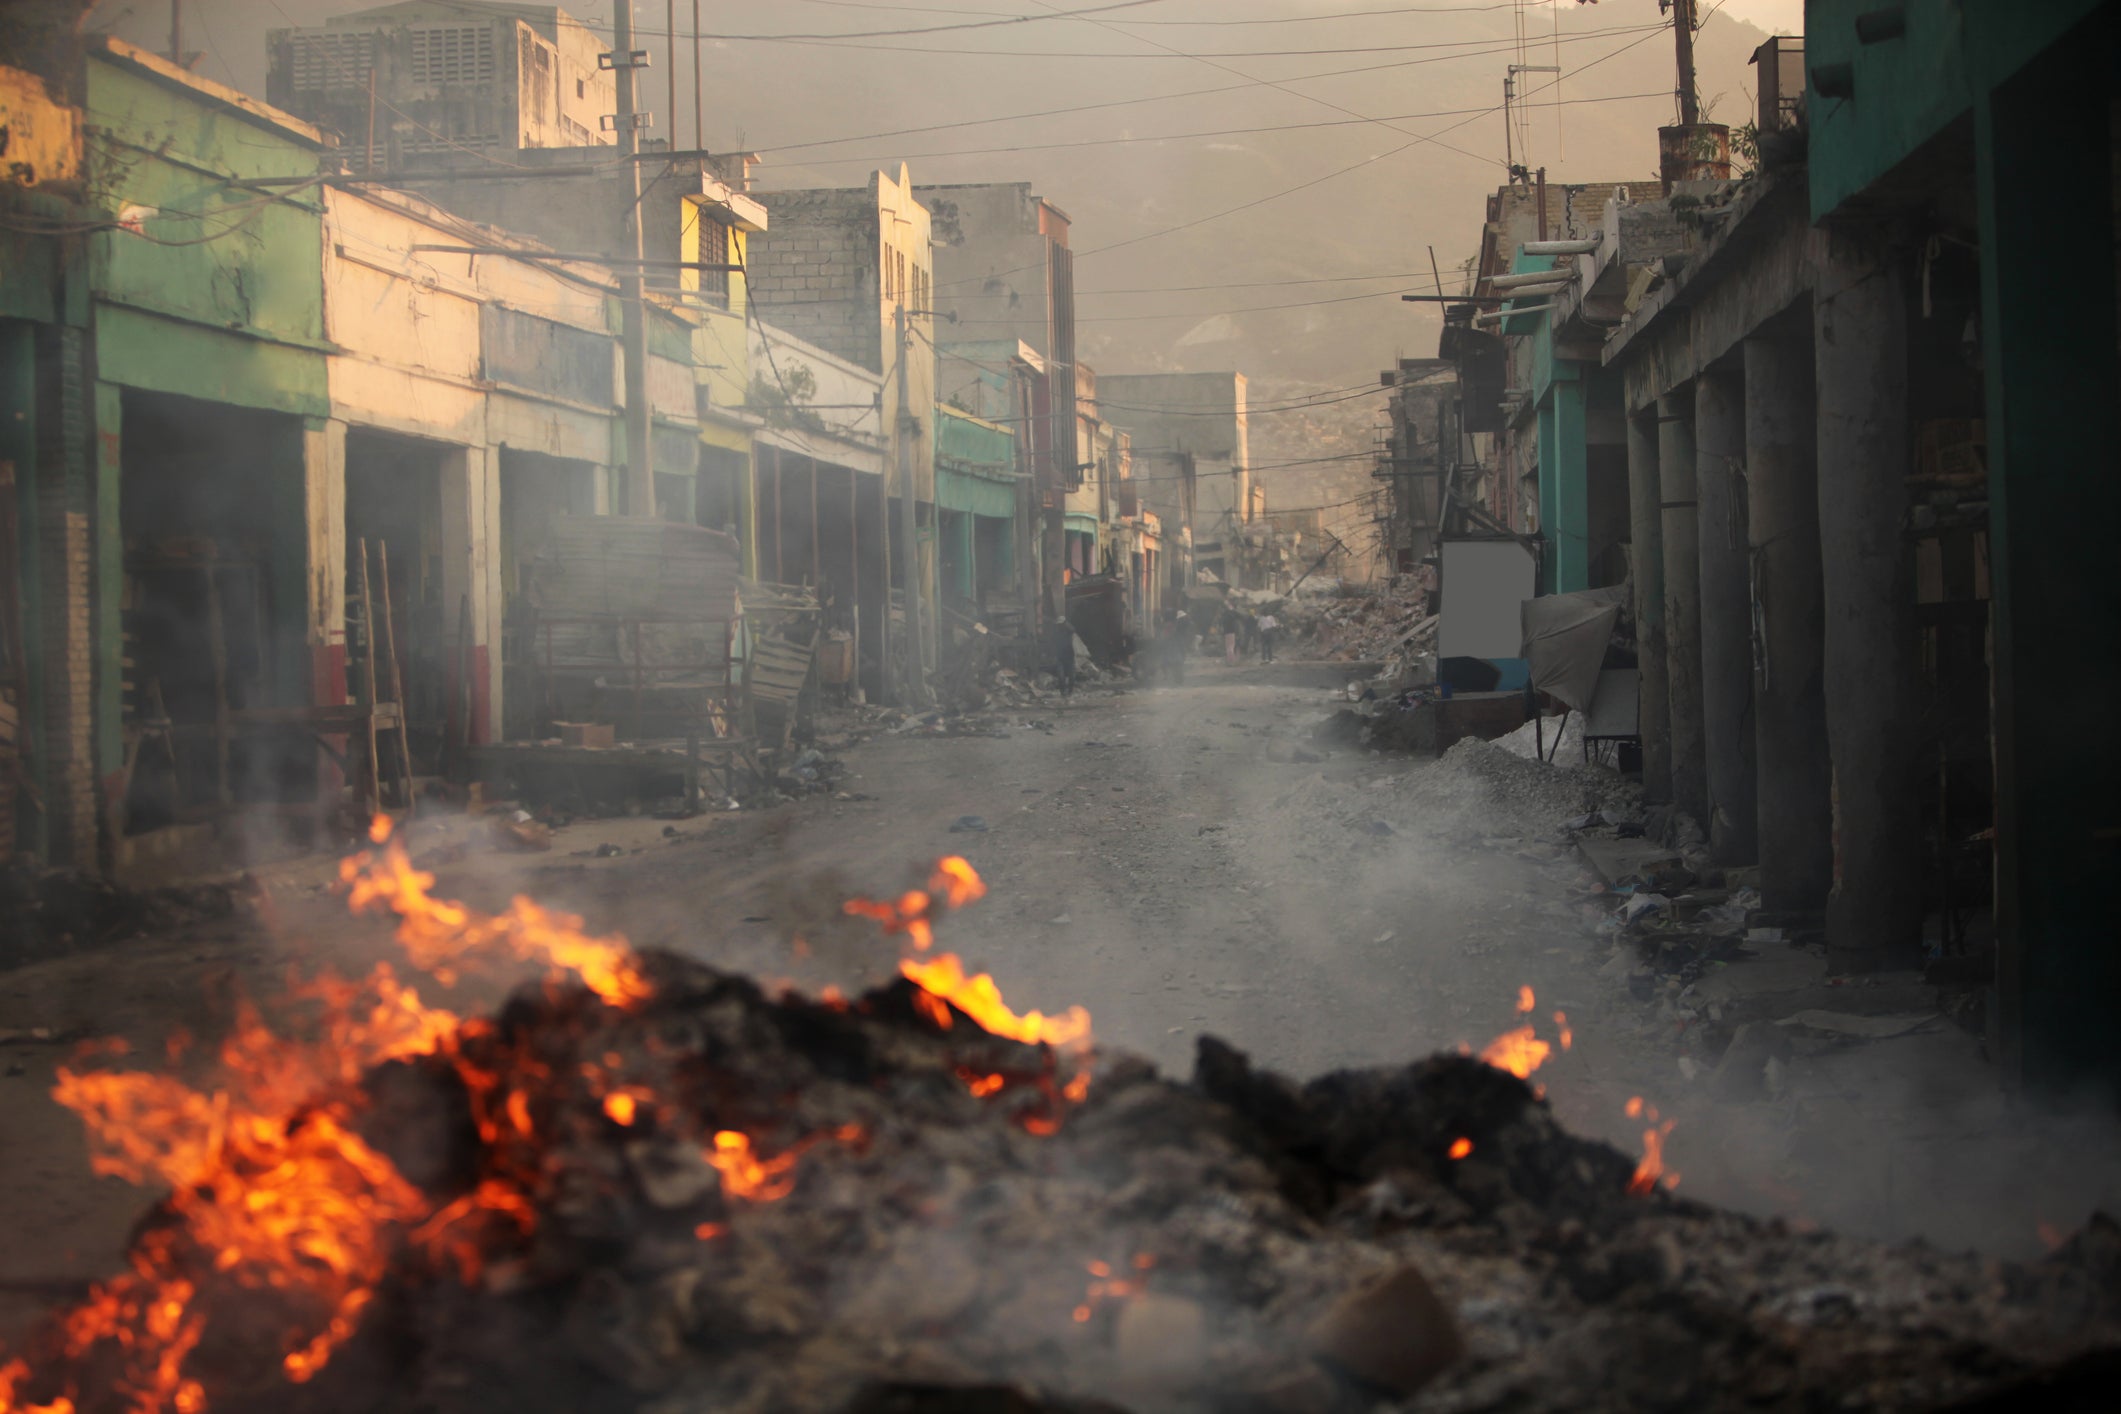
[1520,586,1626,712]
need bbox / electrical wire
[930,18,1677,286]
[711,22,1662,59]
[774,88,1666,166]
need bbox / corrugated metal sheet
[531,513,738,620]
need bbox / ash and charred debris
[0,858,243,972]
[28,952,2116,1414]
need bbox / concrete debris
[1775,1010,1943,1040]
[1280,577,1438,678]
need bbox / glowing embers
[1625,1096,1680,1195]
[1071,1253,1155,1325]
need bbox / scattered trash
[594,842,625,859]
[948,815,990,833]
[1621,893,1669,925]
[492,812,554,852]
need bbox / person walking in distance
[1219,604,1243,665]
[1048,616,1077,699]
[1257,609,1280,663]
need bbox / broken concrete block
[1306,1262,1463,1396]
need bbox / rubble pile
[1280,579,1436,675]
[1405,737,1646,840]
[15,927,2121,1413]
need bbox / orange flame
[7,959,466,1414]
[1516,985,1536,1014]
[341,826,652,1008]
[900,954,1091,1050]
[1447,1137,1474,1160]
[1553,1010,1573,1051]
[707,1124,866,1204]
[1624,1097,1679,1195]
[841,857,987,954]
[1478,1026,1552,1080]
[847,858,1092,1055]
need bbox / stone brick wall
[748,188,883,373]
[36,327,95,869]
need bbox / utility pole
[609,2,655,518]
[1671,0,1701,126]
[168,0,181,65]
[894,302,928,704]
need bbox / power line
[712,22,1661,59]
[775,88,1666,166]
[956,286,1429,325]
[933,20,1676,284]
[698,0,1167,41]
[761,46,1532,155]
[787,1,1518,19]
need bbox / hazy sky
[85,1,1785,386]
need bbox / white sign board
[1439,538,1538,660]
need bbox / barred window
[289,31,377,91]
[695,213,730,305]
[409,26,496,86]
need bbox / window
[576,78,586,99]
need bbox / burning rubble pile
[4,835,2120,1414]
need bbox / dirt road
[3,667,2116,1351]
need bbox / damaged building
[1387,0,2121,1094]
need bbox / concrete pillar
[1657,392,1706,826]
[1625,408,1670,800]
[301,418,348,708]
[1742,333,1832,912]
[1979,21,2121,1089]
[1812,230,1921,971]
[440,444,504,744]
[1536,377,1591,592]
[1694,367,1757,863]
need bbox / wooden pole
[809,458,819,588]
[1673,0,1700,126]
[376,541,415,811]
[454,592,471,777]
[772,446,784,583]
[692,0,703,154]
[365,67,377,175]
[203,553,231,809]
[355,539,381,819]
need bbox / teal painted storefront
[1514,254,1592,594]
[1806,0,2121,1091]
[935,406,1017,604]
